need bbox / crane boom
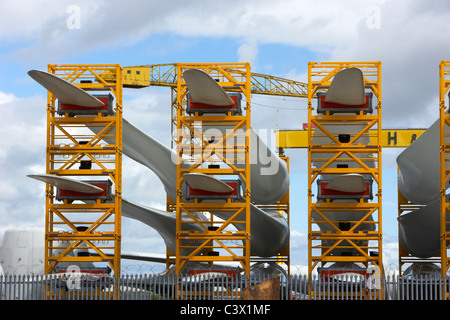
[100,63,309,97]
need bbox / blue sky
[1,0,450,272]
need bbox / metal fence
[1,273,449,300]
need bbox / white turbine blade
[183,69,234,106]
[27,70,104,107]
[213,204,289,257]
[398,198,443,258]
[121,199,207,256]
[27,174,103,193]
[183,173,234,193]
[228,128,290,204]
[325,174,366,193]
[247,128,290,204]
[324,67,366,106]
[395,113,450,259]
[402,263,441,277]
[120,252,167,264]
[396,119,450,204]
[86,118,178,201]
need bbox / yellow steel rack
[44,64,122,298]
[307,62,383,285]
[173,63,253,277]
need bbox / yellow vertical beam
[307,62,314,278]
[376,62,383,281]
[440,60,450,280]
[114,63,123,279]
[244,64,252,277]
[175,64,183,276]
[45,65,56,277]
[243,64,252,277]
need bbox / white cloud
[330,0,450,127]
[290,229,307,248]
[0,0,386,63]
[238,41,258,65]
[0,91,16,105]
[166,0,369,47]
[0,92,47,239]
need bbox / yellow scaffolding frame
[44,64,122,298]
[307,62,383,286]
[173,63,252,277]
[440,60,450,279]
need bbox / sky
[1,0,450,273]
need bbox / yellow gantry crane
[276,128,426,149]
[106,63,309,97]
